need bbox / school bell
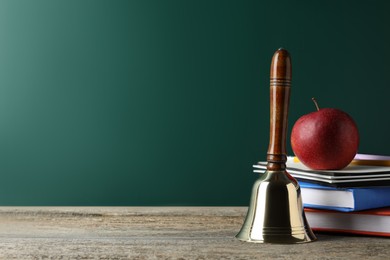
[236,48,317,244]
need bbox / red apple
[291,98,359,170]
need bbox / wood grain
[267,48,292,171]
[0,207,388,259]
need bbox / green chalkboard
[0,0,389,205]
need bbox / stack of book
[253,154,390,237]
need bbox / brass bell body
[236,171,316,243]
[236,49,316,244]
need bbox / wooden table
[0,207,388,259]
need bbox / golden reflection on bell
[236,170,316,243]
[236,48,316,244]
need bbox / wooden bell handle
[267,48,292,171]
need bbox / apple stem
[312,97,320,111]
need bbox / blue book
[299,181,390,212]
